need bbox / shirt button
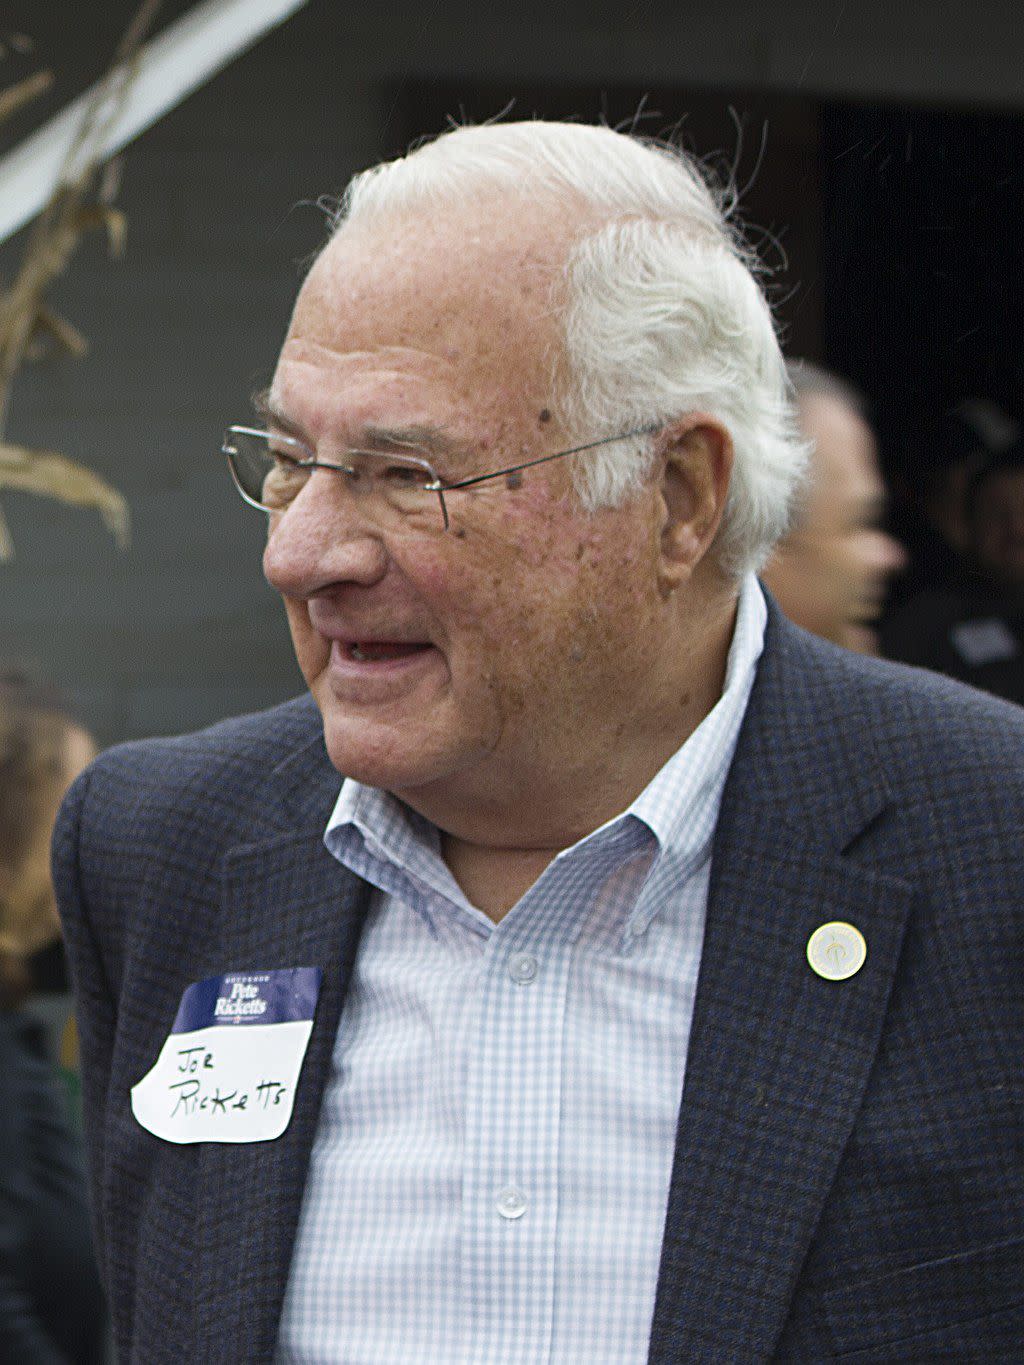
[496,1186,527,1220]
[508,953,538,985]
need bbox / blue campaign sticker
[170,967,322,1032]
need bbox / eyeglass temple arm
[426,424,659,493]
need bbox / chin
[842,623,880,656]
[317,708,446,795]
[322,722,405,787]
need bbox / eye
[379,463,429,489]
[262,451,310,507]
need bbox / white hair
[334,121,809,576]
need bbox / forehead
[280,197,580,403]
[801,394,882,504]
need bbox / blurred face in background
[762,392,907,654]
[0,720,96,958]
[970,467,1024,591]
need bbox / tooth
[350,644,367,662]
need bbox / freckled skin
[262,194,737,884]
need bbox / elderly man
[761,362,906,654]
[55,123,1022,1363]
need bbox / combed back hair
[333,121,809,575]
[785,358,869,421]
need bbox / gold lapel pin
[806,921,867,981]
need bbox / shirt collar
[325,574,767,933]
[628,571,766,851]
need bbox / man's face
[971,468,1024,590]
[262,200,672,819]
[762,393,906,653]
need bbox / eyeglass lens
[224,428,447,526]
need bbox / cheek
[490,535,656,702]
[813,538,854,586]
[429,524,585,701]
[439,501,563,621]
[283,599,327,677]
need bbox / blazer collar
[266,713,345,834]
[192,721,371,1361]
[730,595,896,850]
[648,603,914,1360]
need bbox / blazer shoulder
[57,694,328,870]
[843,649,1024,784]
[767,611,1024,786]
[89,691,322,776]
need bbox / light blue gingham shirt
[276,575,767,1364]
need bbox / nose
[262,470,390,598]
[883,532,909,574]
[871,530,908,576]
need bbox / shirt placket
[457,838,644,1365]
[458,917,566,1363]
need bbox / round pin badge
[806,921,867,981]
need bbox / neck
[410,585,740,921]
[440,838,567,922]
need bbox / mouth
[346,641,431,663]
[320,636,442,701]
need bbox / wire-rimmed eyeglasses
[222,424,658,531]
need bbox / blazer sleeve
[51,766,117,1285]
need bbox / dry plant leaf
[74,204,127,257]
[99,156,124,206]
[0,440,130,560]
[0,68,53,125]
[0,0,161,556]
[26,306,88,359]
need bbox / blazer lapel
[648,608,915,1362]
[191,734,372,1362]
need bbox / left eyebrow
[359,424,474,464]
[249,391,475,465]
[250,388,308,441]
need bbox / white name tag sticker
[130,967,322,1145]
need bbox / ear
[656,413,734,592]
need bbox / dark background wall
[1,0,1021,744]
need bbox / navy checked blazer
[54,601,1024,1362]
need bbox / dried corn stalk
[0,67,53,125]
[0,440,130,559]
[0,1,161,559]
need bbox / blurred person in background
[892,400,1018,603]
[761,360,906,653]
[0,671,106,1363]
[882,441,1024,704]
